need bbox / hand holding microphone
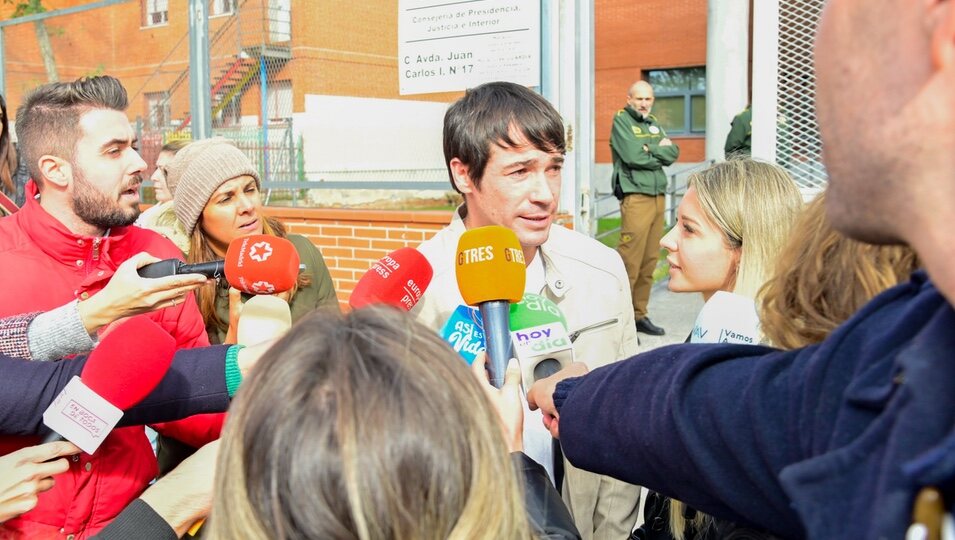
[223,287,293,345]
[472,353,524,453]
[526,362,590,440]
[455,226,526,387]
[138,234,301,295]
[77,252,208,334]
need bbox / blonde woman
[209,307,578,539]
[644,159,802,540]
[661,159,803,346]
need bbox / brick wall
[263,207,453,310]
[595,0,708,163]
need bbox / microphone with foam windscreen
[439,305,486,364]
[349,248,434,311]
[455,226,526,387]
[509,293,575,389]
[138,234,301,295]
[41,317,176,454]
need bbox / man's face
[815,0,929,243]
[69,108,146,229]
[627,85,654,117]
[458,135,564,255]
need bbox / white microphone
[690,290,761,345]
[237,295,292,346]
[508,293,575,390]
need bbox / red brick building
[595,0,707,163]
[0,1,710,303]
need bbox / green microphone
[508,293,575,389]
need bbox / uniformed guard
[610,80,680,336]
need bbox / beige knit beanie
[168,137,261,236]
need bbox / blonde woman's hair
[759,191,919,350]
[690,159,804,300]
[208,307,534,540]
[670,159,803,539]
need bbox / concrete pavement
[636,279,704,351]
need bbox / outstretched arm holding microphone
[0,254,208,362]
[77,252,209,337]
[471,351,580,539]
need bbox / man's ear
[449,157,475,194]
[930,0,955,70]
[38,155,71,188]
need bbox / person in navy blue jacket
[528,0,955,538]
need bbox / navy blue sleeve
[118,345,232,427]
[0,354,86,435]
[554,272,940,539]
[0,345,232,436]
[557,343,811,537]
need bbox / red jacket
[0,182,211,539]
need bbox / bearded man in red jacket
[0,75,219,538]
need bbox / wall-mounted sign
[398,0,541,95]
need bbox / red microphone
[41,317,177,453]
[138,234,301,294]
[349,248,433,311]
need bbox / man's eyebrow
[502,158,536,169]
[99,137,137,150]
[503,155,566,168]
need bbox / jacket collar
[451,205,571,299]
[19,180,129,269]
[624,105,653,123]
[896,294,955,487]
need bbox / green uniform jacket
[610,105,680,198]
[724,106,752,158]
[208,233,340,344]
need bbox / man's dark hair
[15,75,129,186]
[443,81,566,192]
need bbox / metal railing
[593,159,716,242]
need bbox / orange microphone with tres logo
[455,225,526,387]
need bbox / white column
[188,0,212,139]
[541,0,591,232]
[572,0,594,233]
[704,0,750,162]
[750,0,780,162]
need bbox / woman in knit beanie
[167,137,339,345]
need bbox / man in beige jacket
[412,81,641,540]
